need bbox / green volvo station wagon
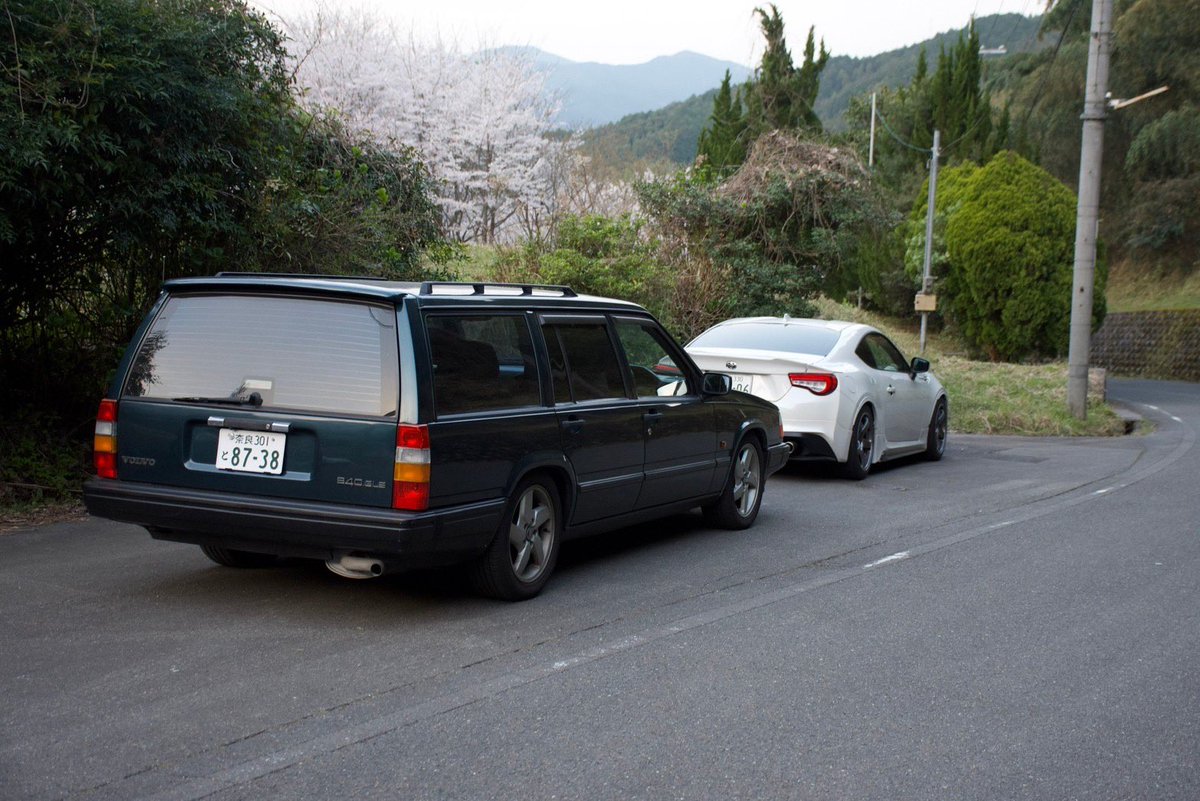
[84,276,792,600]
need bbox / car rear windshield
[689,323,841,356]
[123,294,399,417]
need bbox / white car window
[690,323,840,356]
[862,333,909,373]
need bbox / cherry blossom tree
[284,7,573,243]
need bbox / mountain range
[511,10,1046,153]
[511,13,1045,171]
[501,47,752,128]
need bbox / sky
[251,0,1043,65]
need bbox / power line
[984,0,1048,52]
[1011,0,1039,45]
[874,107,931,155]
[1018,0,1084,132]
[984,0,1009,47]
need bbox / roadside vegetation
[808,300,1126,437]
[3,0,1191,513]
[1106,260,1200,312]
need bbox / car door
[540,315,645,525]
[858,333,927,448]
[612,316,717,509]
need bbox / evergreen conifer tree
[695,4,829,170]
[742,4,828,136]
[696,70,748,172]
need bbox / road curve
[1,378,1197,800]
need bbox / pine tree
[914,46,928,84]
[743,4,828,136]
[794,27,829,129]
[696,70,748,172]
[922,22,990,157]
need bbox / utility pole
[1067,0,1114,419]
[868,93,877,168]
[919,128,940,355]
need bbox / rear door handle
[560,417,585,435]
[643,410,664,424]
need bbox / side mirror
[910,357,930,377]
[702,372,732,396]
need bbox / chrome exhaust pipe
[326,554,385,580]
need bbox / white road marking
[863,551,911,569]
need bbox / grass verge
[1106,260,1200,312]
[812,298,1126,437]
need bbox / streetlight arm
[1108,85,1169,110]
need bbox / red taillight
[393,424,430,511]
[94,399,118,479]
[789,373,838,396]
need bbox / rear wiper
[173,392,263,407]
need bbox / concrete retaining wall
[1090,310,1200,382]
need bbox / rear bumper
[783,433,837,461]
[766,441,794,475]
[83,479,503,568]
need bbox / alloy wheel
[508,485,555,583]
[732,443,762,517]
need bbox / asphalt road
[2,378,1197,801]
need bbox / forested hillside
[580,89,719,177]
[581,12,1044,172]
[817,13,1045,128]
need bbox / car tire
[703,438,765,530]
[199,544,278,568]
[471,475,561,601]
[841,405,875,480]
[924,397,948,461]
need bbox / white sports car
[684,317,948,478]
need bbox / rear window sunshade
[123,295,398,416]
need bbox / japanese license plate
[730,374,754,393]
[216,428,286,475]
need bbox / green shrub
[488,215,677,329]
[0,413,89,504]
[639,134,890,327]
[907,151,1105,360]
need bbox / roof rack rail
[213,272,390,281]
[418,281,578,297]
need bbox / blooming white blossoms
[285,8,575,243]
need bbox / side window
[614,319,693,398]
[855,338,877,369]
[863,333,908,373]
[543,322,628,403]
[543,327,573,404]
[427,314,540,416]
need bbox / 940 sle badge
[337,476,387,489]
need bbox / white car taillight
[788,373,838,396]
